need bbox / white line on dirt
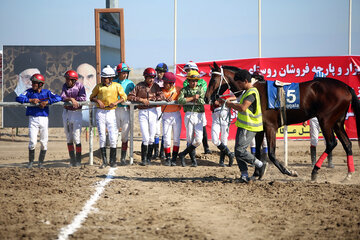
[57,167,116,240]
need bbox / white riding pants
[96,109,118,148]
[211,107,230,146]
[28,116,48,150]
[184,112,203,147]
[162,111,182,148]
[139,108,158,146]
[62,109,82,145]
[115,107,130,143]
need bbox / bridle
[211,67,242,98]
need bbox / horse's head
[205,62,243,103]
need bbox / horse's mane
[222,65,242,72]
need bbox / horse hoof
[290,170,298,177]
[342,172,353,183]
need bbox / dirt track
[0,128,359,239]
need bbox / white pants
[28,116,48,150]
[115,107,130,143]
[162,111,182,148]
[310,117,323,147]
[96,109,118,148]
[155,106,162,139]
[184,112,203,147]
[62,109,82,144]
[139,108,158,145]
[211,107,230,146]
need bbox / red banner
[175,56,360,140]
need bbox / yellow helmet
[187,70,200,80]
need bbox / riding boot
[159,140,165,160]
[179,145,196,167]
[109,147,117,167]
[327,152,334,168]
[75,144,82,167]
[28,149,35,169]
[121,142,128,165]
[190,149,198,167]
[140,144,148,166]
[120,150,127,165]
[217,143,234,167]
[165,152,171,166]
[38,150,46,168]
[310,146,316,167]
[152,143,159,159]
[147,144,154,165]
[203,126,212,154]
[219,151,226,167]
[171,151,178,166]
[67,143,76,167]
[100,147,108,169]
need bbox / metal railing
[0,101,202,165]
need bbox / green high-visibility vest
[235,87,263,132]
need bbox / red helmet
[143,67,156,78]
[64,70,78,80]
[30,73,45,83]
[163,72,176,83]
[116,63,130,73]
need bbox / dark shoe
[257,162,268,180]
[165,152,171,166]
[171,151,178,166]
[120,150,127,165]
[140,144,148,166]
[75,144,82,167]
[27,149,35,169]
[159,141,165,160]
[152,143,159,159]
[67,143,76,167]
[238,175,251,184]
[100,147,108,169]
[190,149,197,167]
[147,144,154,165]
[38,150,46,168]
[204,148,212,154]
[228,152,234,167]
[219,151,226,167]
[109,147,117,167]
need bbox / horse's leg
[333,122,354,181]
[255,131,264,160]
[265,126,297,177]
[311,124,337,181]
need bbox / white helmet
[184,61,199,71]
[101,65,116,78]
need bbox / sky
[0,0,359,69]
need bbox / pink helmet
[163,72,176,83]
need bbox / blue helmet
[155,63,168,72]
[314,71,326,79]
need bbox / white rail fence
[0,101,200,165]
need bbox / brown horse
[205,62,360,181]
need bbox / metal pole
[89,106,94,165]
[284,125,288,167]
[348,0,352,55]
[258,0,261,58]
[129,104,134,165]
[173,0,177,73]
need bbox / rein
[211,67,242,97]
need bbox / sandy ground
[0,126,360,240]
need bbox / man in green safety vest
[218,70,267,183]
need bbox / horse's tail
[348,86,360,146]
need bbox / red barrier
[175,56,360,140]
